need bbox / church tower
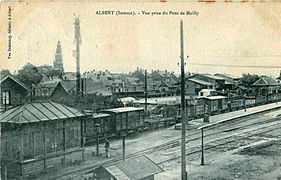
[53,41,64,72]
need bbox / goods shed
[0,102,88,179]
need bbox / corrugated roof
[0,102,86,124]
[102,107,144,113]
[110,156,163,180]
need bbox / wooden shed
[101,107,145,134]
[0,102,88,179]
[90,156,163,180]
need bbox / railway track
[157,120,281,165]
[51,110,281,180]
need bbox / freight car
[101,107,145,135]
[198,96,228,115]
[182,94,281,120]
[83,112,113,145]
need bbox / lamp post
[95,122,101,157]
[200,128,204,166]
[243,94,247,112]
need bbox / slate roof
[60,80,77,92]
[59,78,112,96]
[0,102,86,124]
[35,81,59,95]
[105,156,163,180]
[83,78,112,96]
[252,76,279,86]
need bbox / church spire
[53,40,64,72]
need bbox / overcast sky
[0,2,281,77]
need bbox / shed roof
[199,96,227,100]
[201,74,225,80]
[1,75,30,91]
[102,107,144,113]
[105,156,163,180]
[214,73,240,80]
[0,102,86,124]
[93,113,111,118]
[252,76,279,86]
[188,78,213,86]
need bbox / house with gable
[0,75,30,109]
[251,76,280,95]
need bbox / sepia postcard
[0,1,281,180]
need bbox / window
[2,91,10,105]
[42,89,49,96]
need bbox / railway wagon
[198,96,228,115]
[101,107,145,134]
[185,104,204,119]
[230,99,244,110]
[268,93,281,102]
[245,97,256,107]
[255,95,267,104]
[83,113,113,144]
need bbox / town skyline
[1,3,281,77]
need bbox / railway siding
[40,102,281,180]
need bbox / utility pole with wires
[180,20,188,180]
[144,69,148,111]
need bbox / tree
[240,73,260,87]
[0,69,12,80]
[16,63,43,87]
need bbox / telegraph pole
[145,69,148,111]
[74,17,82,97]
[180,20,188,180]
